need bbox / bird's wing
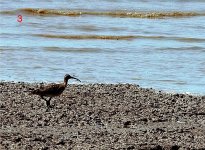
[41,83,65,95]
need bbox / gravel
[0,82,205,149]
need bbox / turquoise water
[0,0,205,94]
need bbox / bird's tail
[29,89,40,95]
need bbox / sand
[0,82,205,149]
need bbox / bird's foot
[46,107,51,112]
[45,104,55,112]
[46,103,54,111]
[46,102,55,109]
[49,104,55,108]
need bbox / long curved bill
[71,76,81,82]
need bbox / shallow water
[0,0,205,94]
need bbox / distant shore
[0,82,205,149]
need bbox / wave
[157,46,205,52]
[43,47,102,53]
[34,34,135,40]
[34,34,205,42]
[1,8,205,18]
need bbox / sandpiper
[31,74,80,108]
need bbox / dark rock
[171,145,180,150]
[123,121,131,128]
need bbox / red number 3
[17,15,22,22]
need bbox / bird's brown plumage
[32,83,66,97]
[31,74,80,109]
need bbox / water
[0,1,205,94]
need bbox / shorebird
[31,74,81,108]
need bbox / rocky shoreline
[0,82,205,149]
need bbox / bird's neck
[64,79,68,87]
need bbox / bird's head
[64,74,81,84]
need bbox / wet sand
[0,82,205,149]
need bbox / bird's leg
[45,97,51,107]
[40,96,52,109]
[45,98,52,112]
[41,96,47,101]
